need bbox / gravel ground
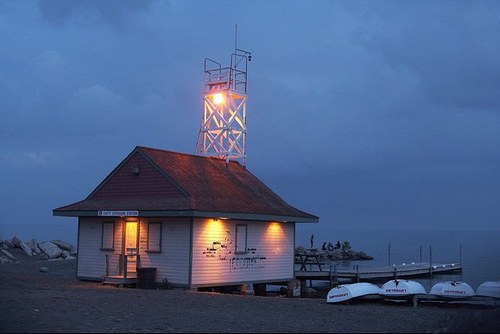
[0,249,498,333]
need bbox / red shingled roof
[53,146,318,222]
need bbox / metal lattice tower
[195,32,251,166]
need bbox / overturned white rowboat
[380,279,427,298]
[327,282,381,303]
[476,281,500,299]
[430,281,474,299]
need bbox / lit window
[235,224,247,254]
[101,222,115,250]
[147,222,162,253]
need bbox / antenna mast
[195,27,252,166]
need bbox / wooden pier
[295,262,462,283]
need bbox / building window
[147,222,162,253]
[235,224,247,254]
[101,222,115,251]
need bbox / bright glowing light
[267,222,283,236]
[213,93,225,105]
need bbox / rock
[40,266,48,273]
[0,255,11,264]
[354,251,374,260]
[11,237,22,248]
[69,245,77,256]
[25,239,39,252]
[19,242,33,256]
[3,239,14,249]
[301,287,320,298]
[295,246,306,255]
[51,240,73,252]
[39,242,63,259]
[61,250,76,260]
[332,249,342,260]
[1,249,16,260]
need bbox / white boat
[327,282,381,303]
[476,281,500,299]
[380,279,427,298]
[430,281,475,299]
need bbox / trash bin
[137,267,157,289]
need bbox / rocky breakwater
[0,237,77,265]
[295,240,374,263]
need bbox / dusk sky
[1,1,499,244]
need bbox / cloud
[37,0,153,26]
[1,1,499,231]
[35,49,68,85]
[1,149,58,171]
[353,2,500,112]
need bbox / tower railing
[204,52,249,94]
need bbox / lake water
[297,228,500,291]
[1,223,499,291]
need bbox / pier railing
[295,261,462,285]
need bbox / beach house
[53,146,318,289]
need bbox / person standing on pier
[310,234,314,249]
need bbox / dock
[295,262,462,283]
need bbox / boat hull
[327,282,381,303]
[380,279,427,297]
[476,281,500,299]
[430,281,474,299]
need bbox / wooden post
[119,254,123,275]
[412,295,418,308]
[393,266,398,281]
[105,254,110,277]
[387,244,391,266]
[429,245,433,276]
[287,280,301,298]
[459,244,462,266]
[124,255,128,279]
[329,264,333,287]
[300,280,307,298]
[459,244,463,281]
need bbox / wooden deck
[295,262,462,283]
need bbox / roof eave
[53,209,319,223]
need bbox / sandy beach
[0,250,498,333]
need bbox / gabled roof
[53,146,318,223]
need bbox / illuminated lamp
[212,93,225,105]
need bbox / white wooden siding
[191,218,294,287]
[77,218,122,280]
[138,218,190,286]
